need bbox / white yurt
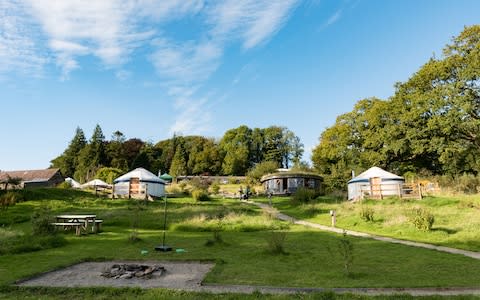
[347,167,404,200]
[65,177,81,188]
[80,179,111,189]
[113,168,165,198]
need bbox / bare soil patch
[16,261,214,289]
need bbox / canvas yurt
[347,167,404,200]
[80,179,111,189]
[113,168,166,198]
[261,171,323,195]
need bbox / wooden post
[397,184,402,199]
[418,183,422,200]
[330,210,336,227]
[112,184,115,199]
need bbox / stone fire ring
[16,261,214,289]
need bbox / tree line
[51,125,304,183]
[312,25,480,190]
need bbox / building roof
[114,167,166,184]
[0,168,61,183]
[260,171,323,183]
[348,167,403,184]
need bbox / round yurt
[347,167,404,201]
[113,168,166,198]
[261,171,323,195]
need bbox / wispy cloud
[1,0,299,135]
[0,0,46,76]
[151,0,299,135]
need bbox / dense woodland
[51,125,305,183]
[52,26,480,190]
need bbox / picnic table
[51,214,103,235]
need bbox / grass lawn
[258,195,480,252]
[1,189,480,299]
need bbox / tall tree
[51,127,86,178]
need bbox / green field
[1,189,479,299]
[260,195,480,252]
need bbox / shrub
[360,206,374,222]
[210,182,220,194]
[31,207,56,236]
[192,189,210,202]
[338,231,354,277]
[0,191,24,210]
[410,207,435,231]
[265,231,287,254]
[291,187,317,204]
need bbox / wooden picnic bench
[51,215,103,235]
[50,222,83,236]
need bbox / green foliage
[210,181,220,194]
[291,187,318,204]
[0,231,67,255]
[0,191,23,210]
[246,160,279,184]
[265,231,287,254]
[31,207,56,236]
[191,189,211,202]
[95,167,123,184]
[410,207,435,231]
[312,25,480,189]
[338,232,354,277]
[360,206,374,222]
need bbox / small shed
[348,167,405,200]
[261,172,323,195]
[113,168,166,198]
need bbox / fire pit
[101,264,165,279]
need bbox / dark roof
[0,168,61,182]
[260,172,323,183]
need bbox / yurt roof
[114,167,165,184]
[81,179,111,188]
[348,167,403,184]
[260,171,323,183]
[65,177,81,188]
[160,173,173,180]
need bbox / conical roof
[159,173,173,180]
[114,167,165,184]
[81,179,111,188]
[348,167,403,184]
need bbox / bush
[265,231,287,254]
[410,207,434,231]
[210,182,220,194]
[291,187,318,204]
[360,206,374,222]
[31,207,56,236]
[0,191,24,210]
[192,189,210,202]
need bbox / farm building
[348,167,405,200]
[0,168,64,189]
[261,171,323,195]
[113,167,166,198]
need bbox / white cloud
[0,0,46,76]
[207,0,299,49]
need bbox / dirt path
[248,200,480,260]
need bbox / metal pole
[155,194,172,251]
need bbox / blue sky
[1,0,479,171]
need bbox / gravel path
[249,200,480,260]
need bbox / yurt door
[370,177,382,199]
[130,178,140,195]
